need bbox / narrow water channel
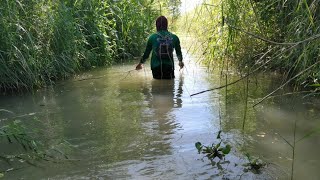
[1,49,319,179]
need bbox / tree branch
[190,48,272,96]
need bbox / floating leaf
[221,145,231,154]
[195,142,202,153]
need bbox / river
[0,49,319,179]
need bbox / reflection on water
[0,51,320,179]
[0,54,226,179]
[216,73,320,179]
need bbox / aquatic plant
[0,118,72,177]
[195,141,231,162]
[0,120,38,152]
[243,153,266,173]
[195,131,231,166]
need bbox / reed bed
[179,0,320,89]
[0,0,159,91]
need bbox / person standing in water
[136,16,184,79]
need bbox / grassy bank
[0,0,158,91]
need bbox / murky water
[1,49,320,180]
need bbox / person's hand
[136,63,143,70]
[179,61,184,69]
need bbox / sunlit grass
[178,0,320,88]
[0,0,159,91]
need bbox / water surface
[0,50,319,179]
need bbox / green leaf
[310,84,320,87]
[0,173,4,178]
[215,142,221,149]
[216,130,222,139]
[195,142,202,153]
[208,153,215,159]
[221,145,231,154]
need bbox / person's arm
[174,36,184,69]
[136,36,153,70]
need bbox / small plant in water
[1,118,72,177]
[195,141,231,166]
[195,142,231,159]
[0,120,38,152]
[243,153,266,173]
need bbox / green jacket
[140,30,183,70]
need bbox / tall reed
[0,0,159,91]
[179,0,320,88]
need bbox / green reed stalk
[0,0,159,91]
[181,0,319,90]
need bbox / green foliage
[243,153,266,173]
[252,0,320,86]
[166,0,182,20]
[195,141,231,164]
[0,0,159,90]
[0,120,38,152]
[195,130,231,167]
[180,0,320,89]
[0,118,72,174]
[156,0,182,30]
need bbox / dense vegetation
[1,0,318,91]
[0,0,160,90]
[179,0,320,90]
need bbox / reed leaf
[0,0,159,91]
